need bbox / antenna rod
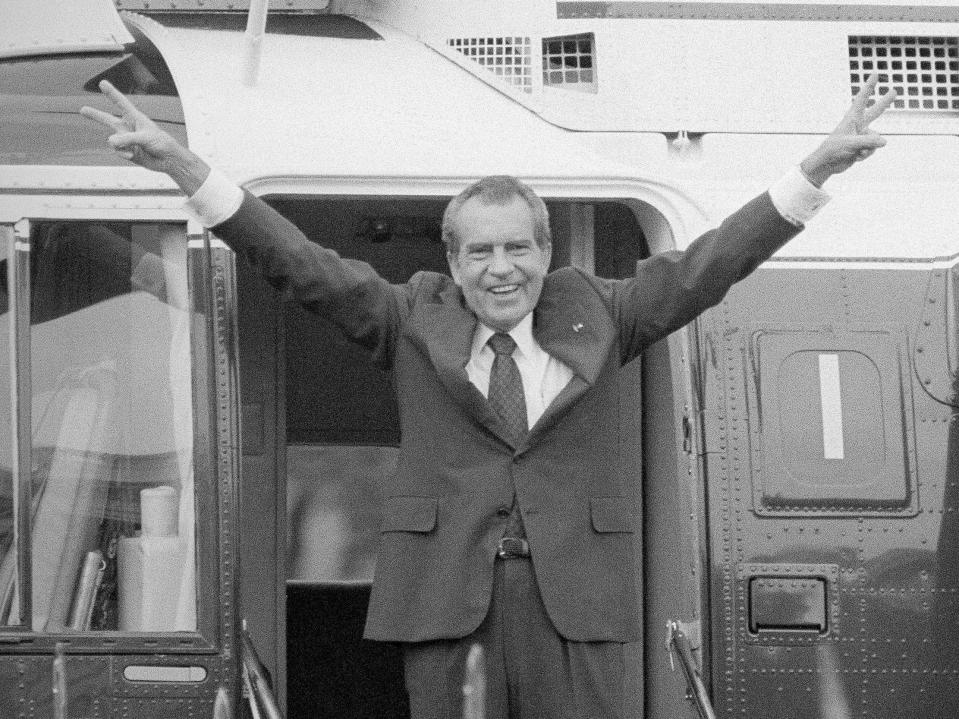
[242,0,270,86]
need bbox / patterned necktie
[487,332,528,444]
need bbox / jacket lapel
[405,284,516,447]
[522,273,616,449]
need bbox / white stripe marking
[818,354,845,460]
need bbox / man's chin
[482,312,524,333]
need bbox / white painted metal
[126,14,663,183]
[115,0,329,9]
[696,133,959,259]
[3,2,956,261]
[1,0,133,59]
[336,0,959,134]
[0,191,189,224]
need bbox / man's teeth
[490,285,518,294]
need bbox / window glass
[0,221,197,632]
[0,236,11,615]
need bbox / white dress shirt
[466,314,574,429]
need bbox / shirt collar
[471,312,536,360]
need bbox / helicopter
[2,0,959,717]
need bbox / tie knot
[488,332,517,357]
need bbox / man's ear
[447,252,462,286]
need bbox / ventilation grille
[849,36,959,112]
[543,33,597,92]
[448,37,532,92]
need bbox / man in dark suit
[83,76,895,718]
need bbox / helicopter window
[0,221,198,634]
[0,21,184,166]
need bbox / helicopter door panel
[698,261,959,719]
[0,216,234,718]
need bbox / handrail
[666,620,716,719]
[52,642,68,719]
[242,622,284,719]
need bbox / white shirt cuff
[182,167,244,228]
[768,166,831,227]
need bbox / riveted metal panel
[557,1,959,23]
[1,0,133,59]
[699,259,959,717]
[914,264,959,407]
[116,0,330,10]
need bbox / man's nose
[487,249,513,275]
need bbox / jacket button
[496,506,510,518]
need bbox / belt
[496,537,531,559]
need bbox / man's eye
[466,249,490,260]
[507,245,531,256]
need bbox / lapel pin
[573,323,584,332]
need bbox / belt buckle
[497,537,530,559]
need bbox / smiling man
[82,76,895,719]
[445,179,552,334]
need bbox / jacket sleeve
[211,191,410,368]
[612,191,801,361]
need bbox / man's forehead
[455,196,534,228]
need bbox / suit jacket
[213,190,800,643]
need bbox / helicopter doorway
[237,193,660,719]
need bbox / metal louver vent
[447,37,532,92]
[849,36,959,111]
[542,33,597,92]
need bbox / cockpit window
[0,21,184,166]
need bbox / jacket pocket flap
[381,496,438,533]
[590,497,634,533]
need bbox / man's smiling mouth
[489,284,520,295]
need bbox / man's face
[447,195,552,332]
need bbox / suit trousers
[402,557,626,719]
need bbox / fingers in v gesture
[80,80,210,193]
[800,72,899,187]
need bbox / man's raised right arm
[81,80,405,364]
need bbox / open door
[237,190,680,719]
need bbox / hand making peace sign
[799,72,899,187]
[80,79,211,194]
